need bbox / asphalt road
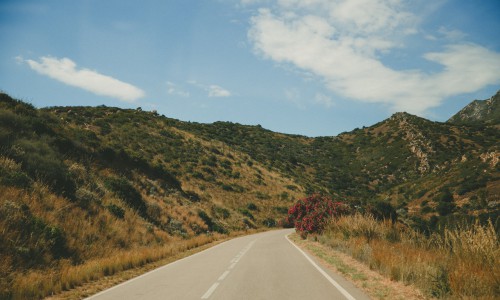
[87,229,370,300]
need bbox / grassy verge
[315,213,499,299]
[8,230,256,300]
[289,233,426,300]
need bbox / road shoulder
[288,233,427,300]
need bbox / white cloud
[241,0,270,5]
[208,85,231,97]
[248,0,500,114]
[14,55,24,64]
[284,87,300,100]
[166,81,190,97]
[188,80,232,98]
[315,93,334,108]
[24,56,145,102]
[438,26,467,41]
[284,87,305,109]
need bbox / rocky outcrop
[390,113,434,173]
[448,90,500,125]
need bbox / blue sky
[1,0,499,137]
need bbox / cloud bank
[25,56,145,102]
[247,0,500,114]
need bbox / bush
[262,218,277,227]
[75,188,99,207]
[107,204,125,219]
[104,176,146,215]
[369,200,397,222]
[11,139,76,199]
[246,202,258,211]
[198,210,226,233]
[184,190,201,202]
[1,170,32,188]
[287,194,349,237]
[212,206,230,219]
[238,208,255,220]
[0,202,70,265]
[437,201,455,216]
[438,188,453,203]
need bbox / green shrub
[247,202,258,211]
[438,188,453,203]
[255,191,271,200]
[192,172,205,180]
[104,176,146,215]
[437,201,455,216]
[220,159,232,170]
[184,190,201,202]
[107,204,125,219]
[12,138,76,199]
[75,188,99,207]
[421,206,433,214]
[212,206,230,219]
[167,218,186,236]
[263,218,277,227]
[198,210,226,233]
[238,208,255,220]
[1,170,32,188]
[202,155,217,167]
[273,206,289,214]
[221,184,234,191]
[369,200,397,222]
[0,202,70,265]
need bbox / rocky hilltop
[448,90,500,125]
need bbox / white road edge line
[201,283,219,299]
[285,234,357,300]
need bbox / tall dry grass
[320,213,499,298]
[9,233,221,299]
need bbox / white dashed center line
[201,240,255,299]
[218,270,230,281]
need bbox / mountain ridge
[0,90,499,298]
[448,90,500,125]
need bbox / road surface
[87,229,370,300]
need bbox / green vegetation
[0,93,303,298]
[0,90,499,298]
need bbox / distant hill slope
[448,90,500,125]
[0,90,499,297]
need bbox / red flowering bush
[287,194,349,238]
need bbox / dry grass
[319,213,499,299]
[8,233,230,299]
[291,233,426,300]
[0,182,254,299]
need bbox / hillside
[448,90,500,125]
[0,90,499,298]
[0,93,304,298]
[174,110,498,230]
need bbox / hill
[0,93,304,298]
[448,90,500,125]
[0,90,498,298]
